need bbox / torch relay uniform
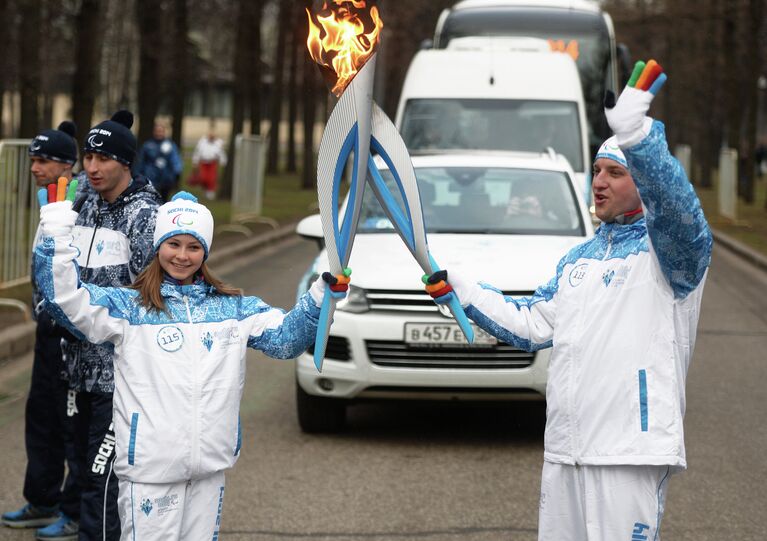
[449,120,712,540]
[34,193,325,540]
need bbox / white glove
[423,269,479,308]
[39,201,77,237]
[604,59,667,148]
[308,270,351,306]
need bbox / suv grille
[306,336,351,362]
[366,289,534,312]
[365,340,534,369]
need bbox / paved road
[0,237,765,540]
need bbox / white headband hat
[153,192,214,259]
[594,136,628,168]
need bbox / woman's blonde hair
[131,256,242,312]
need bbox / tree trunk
[249,1,263,136]
[741,0,764,204]
[72,0,105,146]
[170,0,189,148]
[302,0,318,190]
[221,0,250,201]
[0,0,10,138]
[18,0,41,137]
[286,7,300,173]
[266,1,291,174]
[135,0,164,144]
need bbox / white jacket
[35,230,322,483]
[453,121,712,468]
[192,136,227,166]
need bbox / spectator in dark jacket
[134,122,183,202]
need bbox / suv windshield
[359,166,584,236]
[401,99,583,172]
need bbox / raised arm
[34,195,130,346]
[605,60,712,298]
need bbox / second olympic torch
[307,1,474,372]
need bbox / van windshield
[359,166,585,236]
[436,7,614,148]
[400,99,583,172]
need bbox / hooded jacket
[454,121,712,468]
[57,175,162,392]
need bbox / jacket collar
[160,273,214,301]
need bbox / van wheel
[296,382,346,433]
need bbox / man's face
[592,158,641,222]
[153,124,166,140]
[30,157,71,187]
[83,153,131,202]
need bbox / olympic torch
[307,1,473,372]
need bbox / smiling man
[426,61,713,540]
[61,110,161,540]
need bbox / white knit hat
[153,192,214,258]
[594,136,628,168]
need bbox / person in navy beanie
[54,109,162,541]
[28,121,79,168]
[2,120,83,539]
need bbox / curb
[711,228,767,274]
[0,222,301,363]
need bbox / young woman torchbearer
[34,191,349,541]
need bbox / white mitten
[40,201,77,237]
[604,59,667,148]
[308,270,351,306]
[423,269,478,308]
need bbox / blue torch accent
[367,155,416,252]
[314,289,333,371]
[332,123,359,262]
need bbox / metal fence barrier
[718,147,738,221]
[0,139,35,290]
[218,134,277,236]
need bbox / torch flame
[307,1,384,96]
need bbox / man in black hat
[61,110,161,541]
[2,122,83,539]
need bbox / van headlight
[303,273,370,313]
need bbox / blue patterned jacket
[454,121,713,469]
[57,175,162,392]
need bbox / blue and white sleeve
[244,292,321,359]
[34,232,128,345]
[452,268,560,353]
[624,120,713,299]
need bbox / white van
[394,46,591,199]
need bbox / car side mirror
[296,214,325,250]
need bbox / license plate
[404,323,497,346]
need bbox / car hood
[311,233,586,292]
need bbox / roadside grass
[696,176,767,257]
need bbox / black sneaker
[1,503,59,528]
[36,514,78,541]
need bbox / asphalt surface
[0,237,765,540]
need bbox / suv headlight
[303,273,370,313]
[337,284,369,313]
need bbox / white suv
[295,152,593,432]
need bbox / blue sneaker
[35,514,78,541]
[2,503,59,528]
